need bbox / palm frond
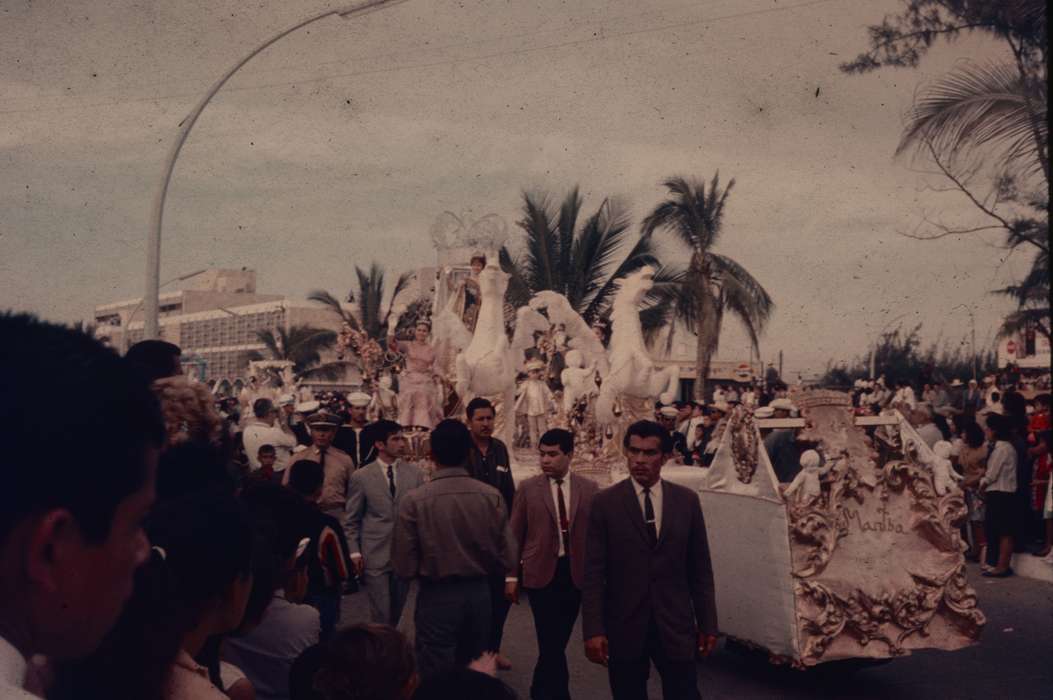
[579,233,660,324]
[571,198,634,311]
[557,188,581,290]
[297,360,353,382]
[255,329,282,358]
[308,289,359,330]
[709,253,775,331]
[518,191,558,292]
[899,61,1049,180]
[499,247,532,310]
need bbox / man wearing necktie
[283,411,355,526]
[582,420,718,700]
[508,429,599,700]
[346,420,425,625]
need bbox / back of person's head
[156,441,237,502]
[259,444,277,457]
[51,490,255,700]
[431,419,472,467]
[623,419,673,453]
[963,420,986,449]
[990,391,1001,403]
[240,480,311,584]
[312,624,416,700]
[466,397,494,420]
[413,667,516,700]
[151,375,226,449]
[0,314,165,658]
[254,397,276,419]
[288,459,325,498]
[985,413,1012,442]
[539,428,574,454]
[289,644,325,700]
[125,339,182,384]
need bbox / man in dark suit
[464,396,517,669]
[509,429,599,700]
[582,420,718,700]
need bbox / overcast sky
[1,0,1029,375]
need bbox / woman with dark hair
[51,491,256,700]
[979,414,1019,577]
[958,419,989,561]
[310,624,418,700]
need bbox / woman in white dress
[390,322,441,429]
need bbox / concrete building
[94,269,345,383]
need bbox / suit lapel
[568,474,583,529]
[619,479,651,547]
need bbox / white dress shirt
[548,474,572,557]
[630,477,663,538]
[242,420,297,471]
[980,440,1018,493]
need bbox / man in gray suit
[346,419,425,625]
[582,420,718,700]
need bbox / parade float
[660,395,985,667]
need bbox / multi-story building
[94,269,345,384]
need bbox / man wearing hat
[284,411,356,524]
[278,393,311,447]
[657,405,690,464]
[334,391,377,469]
[763,398,801,483]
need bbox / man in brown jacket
[582,420,718,700]
[392,419,518,679]
[508,429,599,700]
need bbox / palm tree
[309,262,413,340]
[995,210,1050,341]
[246,324,346,381]
[641,175,774,400]
[499,187,673,331]
[898,60,1049,186]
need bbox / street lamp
[121,268,208,352]
[143,0,411,338]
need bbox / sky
[0,0,1033,376]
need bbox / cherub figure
[516,359,555,448]
[783,449,834,506]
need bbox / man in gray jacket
[392,419,518,679]
[346,420,425,625]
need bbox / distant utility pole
[778,350,783,378]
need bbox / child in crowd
[287,459,355,639]
[258,444,278,481]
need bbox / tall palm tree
[500,187,672,330]
[641,175,774,400]
[995,210,1050,341]
[246,324,346,382]
[309,262,413,340]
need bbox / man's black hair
[257,444,277,455]
[370,419,402,449]
[0,313,164,544]
[539,428,574,455]
[253,398,275,419]
[465,397,494,420]
[414,667,516,700]
[124,339,182,385]
[430,419,473,467]
[623,419,673,453]
[288,460,325,497]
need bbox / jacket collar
[432,467,470,480]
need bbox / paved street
[342,563,1052,699]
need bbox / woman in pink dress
[390,321,441,429]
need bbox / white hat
[295,400,320,414]
[525,359,545,371]
[770,398,796,411]
[278,393,296,406]
[754,406,775,419]
[658,405,679,418]
[949,379,963,387]
[348,392,371,407]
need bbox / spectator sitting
[0,313,165,699]
[288,459,354,639]
[912,405,943,449]
[311,624,418,700]
[227,481,320,700]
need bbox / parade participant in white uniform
[516,359,555,449]
[243,397,297,477]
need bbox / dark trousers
[607,618,700,700]
[304,589,341,641]
[415,577,491,679]
[489,574,512,651]
[526,557,581,700]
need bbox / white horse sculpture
[433,259,544,445]
[595,266,679,424]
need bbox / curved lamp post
[144,0,410,338]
